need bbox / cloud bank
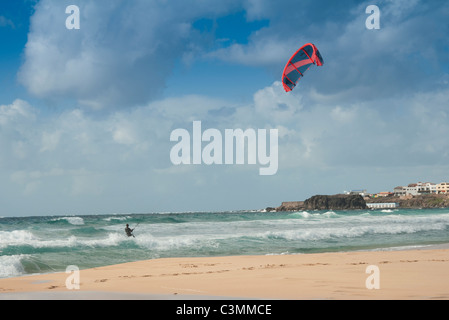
[3,0,448,215]
[18,0,242,109]
[2,78,449,215]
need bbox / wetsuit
[125,226,134,237]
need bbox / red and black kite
[282,43,324,92]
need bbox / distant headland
[267,181,449,211]
[267,194,366,212]
[267,193,449,212]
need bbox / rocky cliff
[303,194,367,210]
[272,201,304,212]
[269,194,449,212]
[271,194,367,211]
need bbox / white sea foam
[0,255,26,278]
[103,216,132,222]
[0,230,37,249]
[293,211,313,218]
[259,219,449,242]
[0,230,125,249]
[288,211,338,219]
[125,212,449,248]
[80,233,124,247]
[1,216,445,278]
[45,233,128,249]
[52,216,85,225]
[322,211,338,217]
[2,210,449,279]
[288,211,310,218]
[134,232,219,252]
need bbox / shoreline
[1,247,449,300]
[3,242,449,280]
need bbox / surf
[1,209,449,278]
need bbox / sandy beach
[1,248,448,300]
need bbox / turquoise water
[1,208,449,278]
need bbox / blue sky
[0,1,33,102]
[1,0,449,216]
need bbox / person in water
[125,224,135,237]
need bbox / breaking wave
[1,210,449,278]
[50,216,85,225]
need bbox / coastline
[271,194,449,212]
[1,247,449,300]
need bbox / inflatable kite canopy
[282,43,324,92]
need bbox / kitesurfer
[125,224,135,238]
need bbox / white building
[392,181,448,197]
[345,189,368,196]
[417,182,436,194]
[393,186,406,197]
[399,182,437,196]
[404,184,419,196]
[367,203,399,209]
[436,182,449,194]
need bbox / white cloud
[19,0,447,111]
[253,81,302,123]
[18,0,241,109]
[112,126,136,146]
[330,105,357,124]
[0,99,34,125]
[207,0,449,103]
[1,80,449,215]
[205,37,293,67]
[40,131,61,152]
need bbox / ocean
[1,208,449,279]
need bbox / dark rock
[303,194,367,210]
